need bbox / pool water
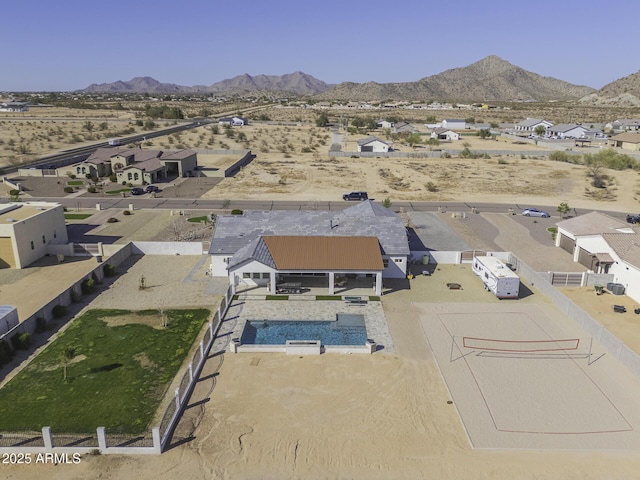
[241,315,367,346]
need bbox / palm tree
[62,347,76,382]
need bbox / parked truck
[472,256,520,299]
[108,138,122,146]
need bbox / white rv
[472,256,520,299]
[108,138,122,146]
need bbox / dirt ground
[5,266,640,479]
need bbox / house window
[383,259,389,268]
[394,258,402,263]
[76,167,82,175]
[484,273,489,279]
[30,241,34,250]
[262,273,270,279]
[42,235,46,244]
[134,173,139,181]
[53,230,57,239]
[223,257,229,264]
[127,173,133,181]
[252,273,261,279]
[242,273,250,279]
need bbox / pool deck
[224,294,395,353]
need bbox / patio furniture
[446,283,462,290]
[613,305,626,313]
[276,282,302,294]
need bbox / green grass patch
[0,308,209,434]
[266,295,288,300]
[64,213,93,220]
[368,296,381,301]
[67,180,84,186]
[187,216,208,223]
[547,227,558,234]
[316,295,342,301]
[105,188,132,195]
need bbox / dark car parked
[145,185,160,193]
[627,213,640,224]
[342,191,368,201]
[130,187,145,195]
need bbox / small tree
[557,202,571,218]
[534,125,547,137]
[382,197,392,208]
[406,133,422,150]
[62,346,76,382]
[477,128,492,140]
[315,113,329,127]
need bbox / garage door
[558,233,575,255]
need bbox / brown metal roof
[263,236,384,271]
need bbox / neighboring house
[376,120,393,129]
[556,212,640,303]
[208,200,411,294]
[513,118,553,132]
[608,132,640,151]
[393,122,418,134]
[62,148,199,184]
[357,136,389,153]
[441,119,466,130]
[606,119,640,133]
[430,128,459,141]
[0,102,28,112]
[218,116,248,126]
[0,202,68,269]
[315,102,332,108]
[547,124,589,139]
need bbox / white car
[522,208,550,218]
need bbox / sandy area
[5,265,640,479]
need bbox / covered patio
[229,236,384,296]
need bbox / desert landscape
[5,105,640,213]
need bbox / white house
[376,120,393,129]
[555,212,640,302]
[547,124,588,139]
[513,118,553,132]
[218,116,248,126]
[441,119,466,130]
[430,128,459,141]
[208,201,410,293]
[357,136,390,153]
[0,202,68,269]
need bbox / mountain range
[80,56,640,105]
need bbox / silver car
[522,208,550,218]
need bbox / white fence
[130,241,204,255]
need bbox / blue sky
[2,0,639,92]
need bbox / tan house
[0,202,68,269]
[608,132,640,151]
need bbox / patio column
[375,272,382,295]
[270,271,277,294]
[328,272,335,295]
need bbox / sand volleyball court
[418,302,640,450]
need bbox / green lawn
[67,180,85,186]
[0,308,209,434]
[105,188,132,195]
[187,216,208,223]
[64,213,94,220]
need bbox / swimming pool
[240,314,368,346]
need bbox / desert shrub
[123,210,132,216]
[103,263,116,277]
[548,150,581,164]
[107,217,118,223]
[109,175,117,182]
[0,340,15,365]
[35,317,47,333]
[87,186,97,193]
[11,332,31,350]
[63,186,74,194]
[231,209,243,215]
[52,304,66,318]
[9,189,20,196]
[81,277,96,294]
[425,181,438,192]
[442,152,451,158]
